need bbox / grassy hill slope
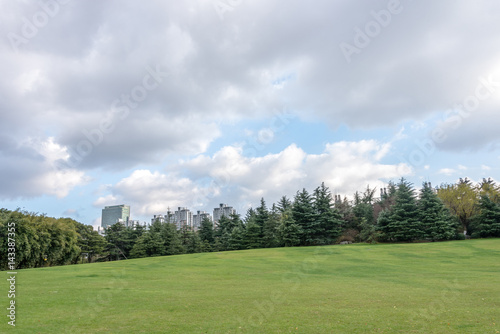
[2,239,500,333]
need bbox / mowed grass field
[2,239,500,333]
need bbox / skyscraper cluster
[101,203,236,231]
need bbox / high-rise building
[151,214,165,224]
[101,205,130,228]
[193,210,212,230]
[175,207,193,229]
[213,203,235,225]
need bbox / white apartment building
[193,210,212,230]
[175,207,193,229]
[213,203,235,225]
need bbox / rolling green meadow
[2,239,500,333]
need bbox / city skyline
[104,203,237,231]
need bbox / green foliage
[161,223,185,255]
[130,231,165,258]
[437,178,478,234]
[75,222,107,262]
[277,209,302,247]
[198,216,214,244]
[276,196,292,213]
[262,204,280,248]
[105,223,143,260]
[254,198,268,238]
[418,182,457,241]
[312,182,343,244]
[292,188,314,245]
[0,210,82,270]
[243,221,261,249]
[377,178,422,242]
[470,194,500,238]
[227,226,245,250]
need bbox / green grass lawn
[2,239,500,333]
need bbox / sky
[0,0,499,228]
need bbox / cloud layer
[95,140,410,216]
[0,1,498,222]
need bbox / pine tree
[292,188,315,245]
[130,232,164,258]
[312,182,343,244]
[227,226,245,250]
[201,239,212,253]
[186,232,202,254]
[199,216,215,244]
[254,198,269,236]
[244,221,262,249]
[262,204,280,247]
[244,207,257,224]
[376,209,392,241]
[214,215,231,241]
[470,194,500,238]
[277,209,303,247]
[161,223,185,255]
[418,182,457,241]
[377,178,421,242]
[352,186,376,227]
[277,196,293,213]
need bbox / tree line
[1,177,499,269]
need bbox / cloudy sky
[1,0,499,227]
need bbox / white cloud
[438,168,456,176]
[101,140,411,217]
[0,137,89,199]
[481,165,491,171]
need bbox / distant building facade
[175,207,193,229]
[213,203,235,225]
[193,210,212,230]
[101,205,130,228]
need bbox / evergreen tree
[277,196,293,213]
[377,178,421,242]
[199,216,215,244]
[292,188,315,245]
[244,207,257,224]
[312,182,343,244]
[229,212,244,230]
[227,226,245,250]
[376,209,393,241]
[201,239,212,252]
[212,237,222,252]
[352,186,376,227]
[161,223,185,255]
[418,182,457,241]
[470,194,500,238]
[75,223,107,263]
[254,198,269,238]
[244,221,262,249]
[186,232,203,254]
[277,209,303,247]
[105,222,129,260]
[130,231,164,258]
[262,204,280,247]
[215,214,231,237]
[335,195,355,230]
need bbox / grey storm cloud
[1,0,500,198]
